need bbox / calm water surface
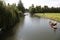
[6,13,60,40]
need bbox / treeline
[29,4,60,15]
[0,0,25,32]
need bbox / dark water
[5,13,60,40]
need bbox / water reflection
[54,29,57,32]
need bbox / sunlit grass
[34,13,60,22]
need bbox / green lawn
[34,13,60,22]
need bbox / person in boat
[49,20,57,29]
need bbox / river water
[6,13,60,40]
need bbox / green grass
[34,13,60,22]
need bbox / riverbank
[34,13,60,22]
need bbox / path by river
[5,13,60,40]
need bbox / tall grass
[0,1,24,32]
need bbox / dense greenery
[29,4,35,15]
[29,4,60,15]
[17,0,25,13]
[0,0,25,32]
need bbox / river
[4,13,60,40]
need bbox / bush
[18,11,24,17]
[0,1,20,31]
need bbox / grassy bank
[34,13,60,22]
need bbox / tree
[35,6,42,13]
[29,4,35,15]
[0,1,21,31]
[43,6,49,13]
[17,0,25,13]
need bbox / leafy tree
[29,4,35,15]
[0,1,21,31]
[43,6,49,13]
[29,5,60,13]
[35,6,42,13]
[17,0,25,13]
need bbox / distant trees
[29,4,60,15]
[17,0,25,13]
[29,4,35,15]
[35,6,42,13]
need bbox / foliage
[29,5,60,15]
[17,0,25,13]
[29,4,35,15]
[0,1,24,31]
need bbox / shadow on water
[0,18,25,40]
[30,15,41,19]
[0,29,15,40]
[53,29,57,32]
